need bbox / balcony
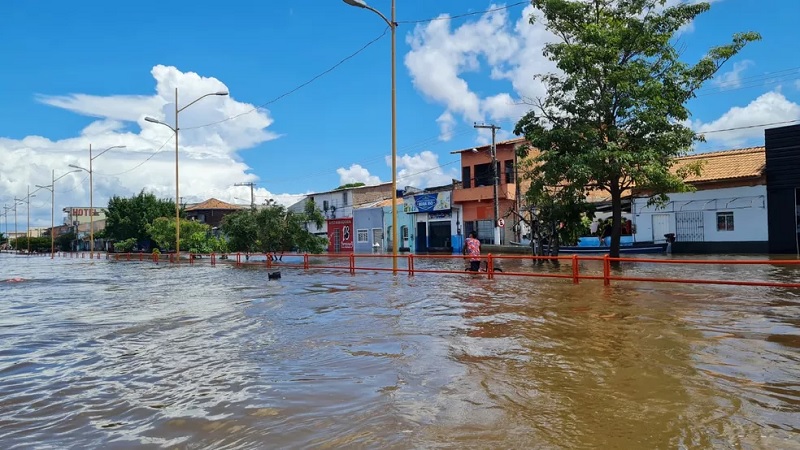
[453,184,516,203]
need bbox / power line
[698,119,800,134]
[94,136,174,177]
[398,1,529,24]
[181,26,390,131]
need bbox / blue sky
[1,0,799,229]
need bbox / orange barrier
[86,251,800,289]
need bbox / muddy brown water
[1,254,798,449]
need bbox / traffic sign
[498,218,505,228]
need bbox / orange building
[451,137,532,244]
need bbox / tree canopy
[514,0,760,256]
[221,201,327,254]
[105,190,176,243]
[335,182,365,190]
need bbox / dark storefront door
[428,221,451,250]
[416,222,427,253]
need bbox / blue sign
[415,194,437,212]
[403,191,452,213]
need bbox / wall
[64,207,107,225]
[633,185,768,248]
[766,124,800,254]
[382,205,415,252]
[353,207,384,253]
[326,218,354,253]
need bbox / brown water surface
[0,254,798,449]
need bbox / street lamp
[37,169,81,258]
[145,89,229,262]
[14,187,35,254]
[342,0,398,272]
[70,144,126,259]
[1,205,10,250]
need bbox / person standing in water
[464,231,482,272]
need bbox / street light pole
[37,169,80,258]
[474,123,502,245]
[27,185,31,254]
[145,89,229,262]
[70,144,125,260]
[342,0,398,272]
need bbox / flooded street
[1,254,799,449]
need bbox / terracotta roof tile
[674,146,765,183]
[185,198,243,211]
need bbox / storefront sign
[403,191,451,213]
[428,211,452,220]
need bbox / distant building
[185,198,244,229]
[633,147,767,253]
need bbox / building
[185,198,244,229]
[632,147,768,253]
[288,182,395,252]
[402,182,463,253]
[451,138,530,245]
[352,206,384,254]
[765,124,800,254]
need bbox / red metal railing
[49,251,800,289]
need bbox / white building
[632,147,768,253]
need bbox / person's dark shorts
[469,260,481,271]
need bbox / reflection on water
[1,254,799,449]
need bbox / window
[323,200,330,211]
[357,229,369,243]
[401,225,409,240]
[505,159,514,183]
[462,166,471,188]
[474,163,492,186]
[343,191,349,206]
[716,212,734,231]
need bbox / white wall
[633,185,768,243]
[297,191,355,235]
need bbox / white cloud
[394,151,459,189]
[0,65,298,229]
[336,164,382,186]
[436,111,457,141]
[712,60,754,89]
[404,4,550,140]
[694,91,800,147]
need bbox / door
[333,229,341,253]
[676,211,704,242]
[416,222,428,253]
[652,214,671,243]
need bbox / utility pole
[234,182,256,209]
[474,122,502,245]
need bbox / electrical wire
[180,26,390,131]
[398,1,529,24]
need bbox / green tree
[56,231,75,251]
[335,182,365,190]
[220,210,260,253]
[105,190,176,243]
[221,201,327,254]
[146,217,215,252]
[514,0,759,257]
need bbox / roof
[185,198,243,211]
[307,181,393,197]
[450,137,527,154]
[674,146,765,183]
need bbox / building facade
[765,124,800,254]
[451,138,530,245]
[185,198,244,229]
[632,147,768,253]
[402,184,463,253]
[353,207,385,253]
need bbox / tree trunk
[609,181,622,258]
[549,221,560,256]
